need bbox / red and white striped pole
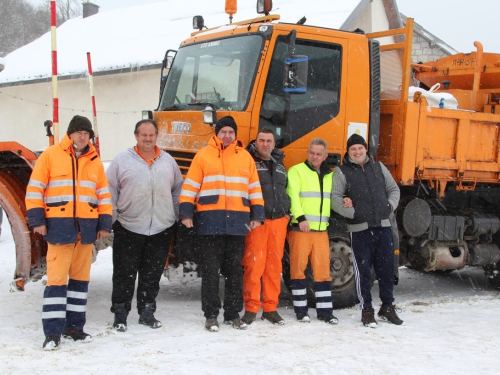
[86,52,100,156]
[50,1,59,144]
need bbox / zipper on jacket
[149,164,154,234]
[71,153,78,228]
[318,170,324,229]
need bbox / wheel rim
[329,236,355,292]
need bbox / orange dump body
[413,47,500,113]
[414,51,500,92]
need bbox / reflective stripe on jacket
[287,161,333,231]
[179,136,265,236]
[26,134,113,244]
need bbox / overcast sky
[26,0,499,53]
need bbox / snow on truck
[2,0,500,308]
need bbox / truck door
[258,34,343,149]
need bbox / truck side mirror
[283,55,308,93]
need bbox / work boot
[296,313,310,323]
[42,336,60,351]
[378,304,404,325]
[317,314,339,325]
[261,311,285,326]
[62,329,93,342]
[113,303,128,332]
[241,311,257,325]
[139,303,162,329]
[361,307,378,328]
[205,317,219,332]
[318,314,339,325]
[223,317,248,330]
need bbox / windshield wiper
[187,102,219,109]
[161,105,181,111]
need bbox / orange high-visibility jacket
[26,134,113,244]
[179,136,265,236]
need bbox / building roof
[0,0,361,85]
[401,14,458,55]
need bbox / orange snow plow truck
[3,0,500,309]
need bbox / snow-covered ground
[1,216,499,374]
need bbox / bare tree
[0,0,82,57]
[41,0,82,23]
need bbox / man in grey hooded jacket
[106,119,183,332]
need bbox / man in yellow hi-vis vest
[286,138,337,325]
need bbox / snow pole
[86,52,100,156]
[50,1,59,144]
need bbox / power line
[0,90,142,114]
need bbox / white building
[0,0,456,160]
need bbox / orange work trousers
[243,216,288,313]
[46,237,93,286]
[287,230,331,282]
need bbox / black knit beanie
[215,116,237,136]
[67,115,94,138]
[347,133,367,149]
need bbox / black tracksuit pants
[198,235,245,320]
[111,221,174,314]
[351,226,395,309]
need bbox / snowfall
[0,215,499,374]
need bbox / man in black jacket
[331,134,403,328]
[242,129,291,326]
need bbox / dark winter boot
[139,303,162,329]
[317,314,339,325]
[223,317,248,330]
[261,311,285,326]
[241,311,257,325]
[378,304,404,325]
[113,303,128,332]
[42,336,60,351]
[205,317,219,332]
[62,329,92,342]
[362,307,378,328]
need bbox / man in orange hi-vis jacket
[25,115,112,351]
[180,116,265,332]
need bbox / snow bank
[0,215,499,374]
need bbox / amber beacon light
[225,0,237,23]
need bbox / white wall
[0,68,160,161]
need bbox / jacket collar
[60,133,94,157]
[246,139,284,163]
[342,151,370,168]
[209,135,244,151]
[304,159,332,175]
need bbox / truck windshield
[159,35,264,111]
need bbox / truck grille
[166,150,196,177]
